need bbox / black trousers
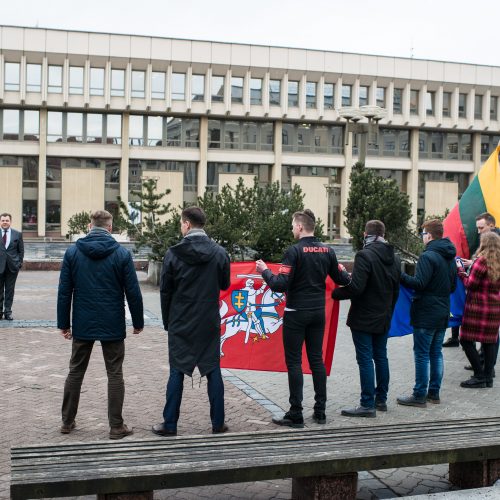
[0,268,19,314]
[62,339,125,427]
[282,308,326,417]
[461,339,496,380]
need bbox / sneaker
[272,412,304,428]
[312,412,326,424]
[60,421,76,434]
[109,424,134,440]
[151,423,177,437]
[442,337,459,347]
[397,395,427,408]
[212,424,229,434]
[460,376,486,388]
[426,394,441,404]
[375,400,387,412]
[341,406,376,418]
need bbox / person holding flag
[256,209,350,428]
[397,219,457,408]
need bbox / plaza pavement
[1,270,500,499]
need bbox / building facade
[0,25,499,238]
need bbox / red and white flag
[219,262,340,375]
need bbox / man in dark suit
[0,213,24,321]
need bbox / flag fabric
[389,147,500,337]
[388,280,466,337]
[219,262,340,375]
[443,145,500,259]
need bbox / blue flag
[388,278,466,337]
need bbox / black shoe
[426,394,441,404]
[312,412,326,424]
[341,406,376,418]
[397,395,427,408]
[151,423,177,436]
[4,313,13,321]
[212,424,229,434]
[442,337,459,347]
[272,412,304,428]
[375,400,387,412]
[460,376,486,388]
[464,365,473,371]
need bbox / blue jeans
[163,366,225,432]
[351,330,389,409]
[412,327,447,398]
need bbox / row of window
[2,109,499,161]
[5,62,499,119]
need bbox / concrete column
[37,109,47,237]
[472,132,482,179]
[272,120,282,185]
[198,115,208,196]
[436,86,443,125]
[407,128,420,225]
[120,113,130,205]
[339,131,353,239]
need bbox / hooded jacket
[57,229,144,341]
[332,241,401,334]
[400,237,457,329]
[160,231,230,376]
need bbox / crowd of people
[6,205,495,438]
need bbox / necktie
[2,230,6,247]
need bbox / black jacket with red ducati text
[261,236,350,310]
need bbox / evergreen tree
[344,162,412,251]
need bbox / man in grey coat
[0,213,24,320]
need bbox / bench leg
[449,459,500,488]
[292,472,358,500]
[97,492,153,500]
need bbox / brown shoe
[109,424,133,440]
[60,421,76,434]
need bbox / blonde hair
[477,231,500,282]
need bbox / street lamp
[338,105,387,162]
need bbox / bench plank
[11,417,500,499]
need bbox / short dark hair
[182,206,206,228]
[90,210,113,228]
[476,212,496,226]
[365,220,385,237]
[422,218,444,239]
[293,209,316,232]
[0,213,12,220]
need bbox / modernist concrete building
[0,25,499,238]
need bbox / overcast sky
[3,0,500,66]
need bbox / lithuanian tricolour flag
[443,145,500,258]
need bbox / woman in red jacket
[459,231,500,388]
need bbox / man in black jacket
[0,213,24,320]
[153,207,230,437]
[332,220,401,417]
[256,209,350,427]
[397,219,456,407]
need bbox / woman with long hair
[459,231,500,388]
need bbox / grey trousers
[62,339,125,427]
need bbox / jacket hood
[170,234,219,265]
[425,237,456,261]
[365,241,396,265]
[76,231,120,260]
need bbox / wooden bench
[11,416,500,500]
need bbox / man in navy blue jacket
[57,210,144,439]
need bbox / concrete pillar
[37,109,47,237]
[198,115,208,196]
[472,132,482,180]
[339,130,353,239]
[407,128,420,225]
[272,120,282,185]
[120,113,130,205]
